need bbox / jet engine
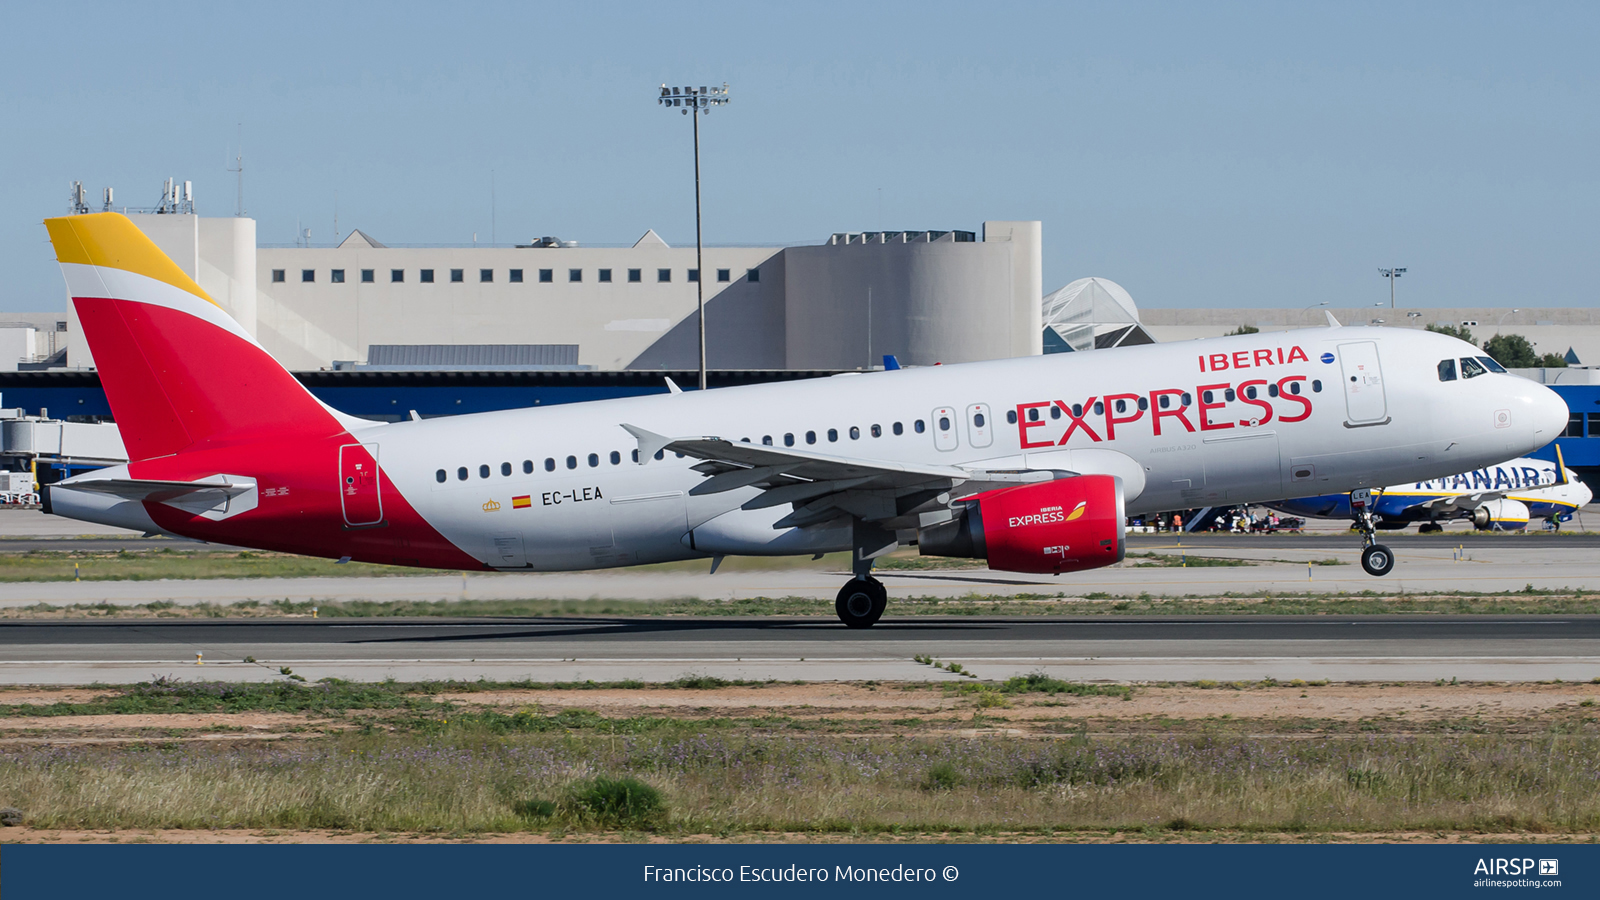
[917,474,1125,575]
[1472,499,1530,531]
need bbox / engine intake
[918,475,1126,574]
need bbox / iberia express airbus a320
[40,214,1569,626]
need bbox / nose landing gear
[1351,488,1395,576]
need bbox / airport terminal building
[41,214,1041,374]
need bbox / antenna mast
[227,124,245,217]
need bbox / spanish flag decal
[512,495,532,509]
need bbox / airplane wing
[1413,491,1504,514]
[621,424,1068,532]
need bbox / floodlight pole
[1379,267,1406,309]
[658,83,729,391]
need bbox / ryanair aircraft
[38,214,1571,626]
[1269,455,1591,532]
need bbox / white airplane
[41,213,1570,626]
[1269,453,1592,532]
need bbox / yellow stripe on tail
[44,213,216,306]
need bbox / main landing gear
[835,576,887,628]
[1350,488,1395,577]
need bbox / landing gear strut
[1351,488,1395,577]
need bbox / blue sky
[1,1,1596,312]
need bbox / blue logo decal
[1320,352,1336,364]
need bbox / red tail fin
[45,213,345,460]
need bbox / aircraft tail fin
[44,213,352,461]
[1556,444,1570,485]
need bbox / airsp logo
[1540,859,1559,876]
[1474,858,1549,876]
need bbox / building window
[330,269,345,283]
[569,268,582,282]
[717,268,731,282]
[747,268,760,283]
[509,269,524,283]
[539,269,553,283]
[391,269,404,283]
[450,269,464,283]
[688,269,699,282]
[1566,414,1584,438]
[1588,412,1600,436]
[480,269,493,283]
[301,269,315,283]
[598,269,613,283]
[271,269,285,283]
[657,268,671,283]
[628,268,642,283]
[421,269,435,283]
[360,269,375,283]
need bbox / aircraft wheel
[836,577,887,628]
[1418,522,1443,534]
[1361,544,1395,577]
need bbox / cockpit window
[1460,357,1488,379]
[1478,356,1507,374]
[1437,359,1457,381]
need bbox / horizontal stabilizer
[55,475,258,521]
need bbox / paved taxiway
[2,616,1597,685]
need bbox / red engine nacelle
[917,475,1126,575]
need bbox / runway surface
[3,615,1597,685]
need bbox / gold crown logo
[482,499,501,512]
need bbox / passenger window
[1115,399,1127,413]
[871,424,882,437]
[632,450,640,462]
[435,469,446,483]
[828,428,839,442]
[1289,382,1301,395]
[893,422,903,435]
[806,431,816,444]
[478,465,490,479]
[610,451,621,464]
[973,413,986,428]
[849,426,860,439]
[500,462,512,476]
[1050,405,1061,420]
[1461,357,1487,379]
[784,433,795,446]
[1137,397,1148,411]
[522,460,533,474]
[1311,380,1322,392]
[1478,356,1507,374]
[762,435,773,445]
[1181,393,1192,407]
[544,458,555,471]
[938,416,950,431]
[655,450,665,460]
[566,455,577,469]
[1437,359,1457,381]
[457,467,468,481]
[914,420,926,433]
[1268,384,1279,397]
[1243,387,1256,400]
[1071,404,1083,418]
[1007,410,1018,424]
[1223,389,1235,402]
[588,453,599,467]
[1202,390,1213,403]
[1028,408,1039,422]
[1159,394,1170,409]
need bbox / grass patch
[997,673,1133,699]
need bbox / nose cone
[1576,478,1595,508]
[1528,383,1569,442]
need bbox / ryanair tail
[44,213,356,461]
